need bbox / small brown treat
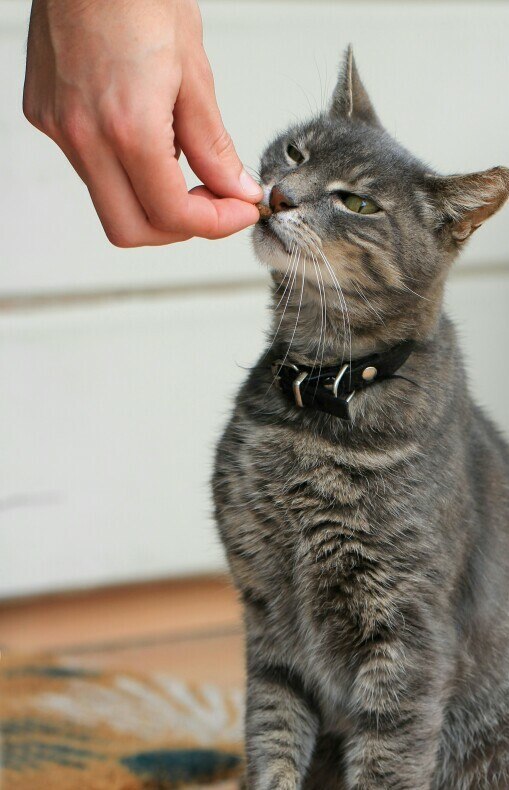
[257,202,272,220]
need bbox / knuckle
[145,201,191,234]
[23,101,55,137]
[59,110,92,148]
[202,225,223,241]
[195,215,220,240]
[101,113,139,154]
[210,127,235,162]
[147,212,177,233]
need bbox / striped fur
[213,49,509,789]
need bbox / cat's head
[253,47,509,347]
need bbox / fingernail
[239,169,263,198]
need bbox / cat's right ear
[426,166,509,244]
[329,45,382,128]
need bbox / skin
[23,0,263,247]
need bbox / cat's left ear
[426,166,509,244]
[330,45,382,128]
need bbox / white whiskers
[351,282,386,325]
[273,241,296,305]
[267,244,300,354]
[309,252,327,376]
[290,222,352,368]
[261,219,354,401]
[274,257,307,374]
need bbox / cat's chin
[252,222,294,274]
[253,225,353,294]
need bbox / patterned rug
[0,657,244,789]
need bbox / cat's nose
[269,185,298,214]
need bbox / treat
[257,202,272,220]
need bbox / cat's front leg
[345,717,439,790]
[344,633,448,790]
[244,658,319,790]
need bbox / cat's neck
[269,275,443,367]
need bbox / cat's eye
[338,191,380,215]
[286,143,305,165]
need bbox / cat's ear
[426,166,509,244]
[330,45,382,128]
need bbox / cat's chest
[237,427,380,589]
[235,425,405,636]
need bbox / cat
[213,46,509,789]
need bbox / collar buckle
[324,363,356,412]
[273,359,355,413]
[272,360,308,409]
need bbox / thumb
[174,55,262,202]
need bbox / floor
[0,575,245,689]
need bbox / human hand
[23,0,262,247]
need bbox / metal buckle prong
[332,364,350,398]
[292,371,308,408]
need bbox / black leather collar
[271,340,415,421]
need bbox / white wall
[1,1,508,597]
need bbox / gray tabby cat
[213,47,509,789]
